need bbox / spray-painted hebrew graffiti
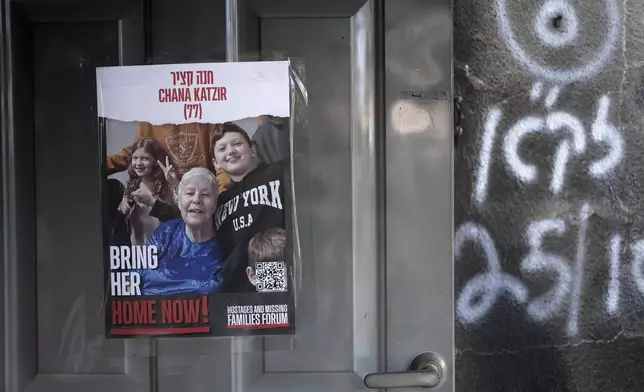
[472,0,623,204]
[494,0,620,84]
[457,212,644,337]
[456,204,598,336]
[457,0,629,338]
[455,222,528,324]
[474,93,624,203]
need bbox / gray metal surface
[3,2,151,392]
[225,0,238,61]
[246,0,368,17]
[1,4,35,392]
[225,0,260,62]
[31,18,150,392]
[1,0,454,391]
[384,0,454,391]
[152,0,226,63]
[34,20,123,375]
[158,2,379,391]
[350,1,380,378]
[260,15,355,373]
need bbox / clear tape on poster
[287,60,306,302]
[93,60,303,351]
[229,60,308,354]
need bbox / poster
[96,61,295,337]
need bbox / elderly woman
[135,167,224,296]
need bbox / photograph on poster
[97,61,295,338]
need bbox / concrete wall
[454,0,644,390]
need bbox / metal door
[0,0,453,391]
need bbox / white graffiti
[468,91,624,333]
[495,0,620,83]
[567,203,591,336]
[474,91,624,204]
[544,85,561,109]
[530,82,544,102]
[474,108,502,206]
[606,234,622,315]
[452,204,644,336]
[460,0,628,340]
[589,95,624,178]
[502,105,587,194]
[500,94,622,195]
[455,222,528,324]
[534,0,579,49]
[520,219,572,322]
[630,240,644,296]
[503,116,547,183]
[548,111,586,194]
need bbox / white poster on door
[97,61,295,338]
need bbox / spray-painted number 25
[233,214,253,231]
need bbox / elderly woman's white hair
[177,167,219,197]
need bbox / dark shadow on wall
[456,321,571,392]
[457,332,644,392]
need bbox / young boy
[146,122,289,293]
[211,122,288,293]
[245,228,287,290]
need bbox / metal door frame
[222,0,384,388]
[0,1,150,391]
[223,0,455,391]
[0,0,454,390]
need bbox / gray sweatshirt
[252,116,289,164]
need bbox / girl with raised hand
[118,138,175,245]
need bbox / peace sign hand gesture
[158,156,179,187]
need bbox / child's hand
[118,196,133,217]
[131,182,156,207]
[158,156,179,187]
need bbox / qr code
[255,261,287,292]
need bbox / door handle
[364,352,445,389]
